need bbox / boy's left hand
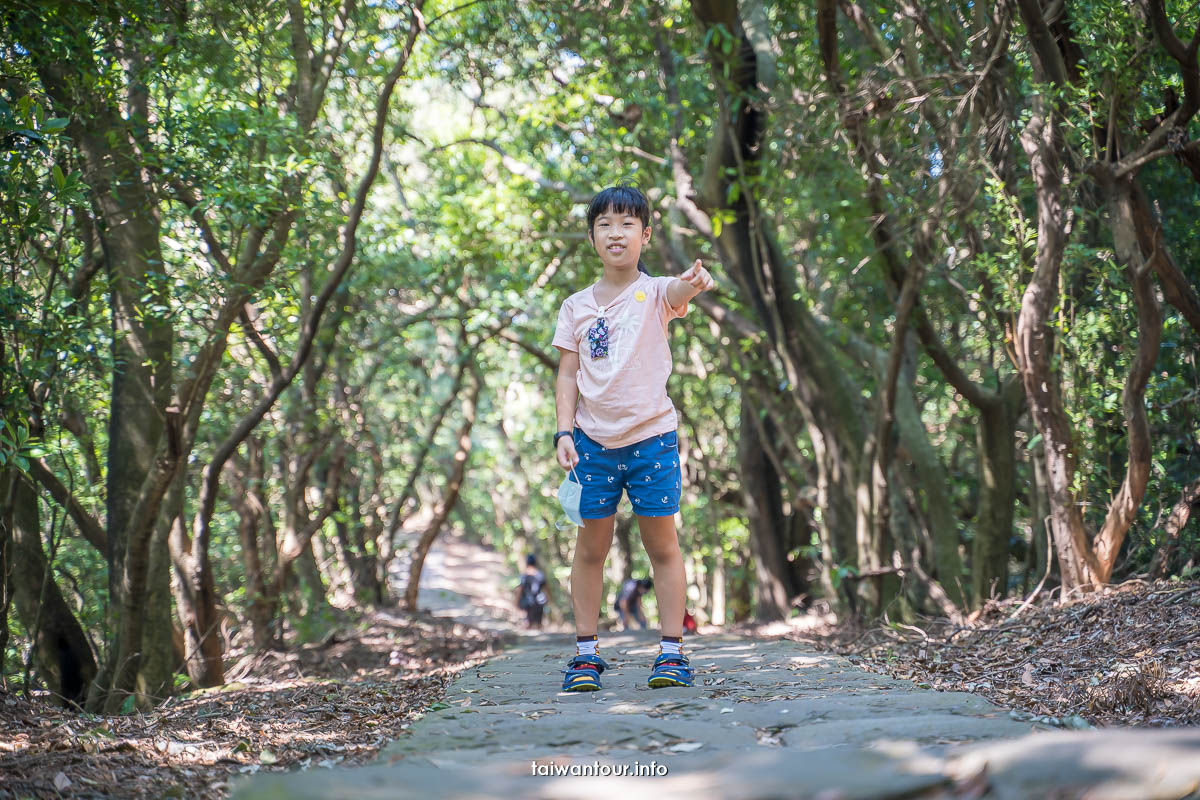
[681,259,715,293]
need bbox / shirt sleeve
[656,275,690,321]
[552,297,578,352]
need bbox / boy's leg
[570,515,616,637]
[637,514,684,638]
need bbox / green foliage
[3,0,1200,701]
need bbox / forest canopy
[2,0,1198,710]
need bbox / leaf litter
[0,609,505,799]
[790,578,1200,728]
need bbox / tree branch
[191,6,425,558]
[27,459,107,554]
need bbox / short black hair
[587,186,652,274]
[638,577,654,591]
[526,554,538,566]
[586,186,651,234]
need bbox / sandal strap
[653,653,689,668]
[567,653,609,673]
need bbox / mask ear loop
[570,465,581,485]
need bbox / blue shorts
[570,428,681,518]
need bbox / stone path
[233,533,1200,799]
[233,631,1200,799]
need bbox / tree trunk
[710,545,727,626]
[613,515,636,584]
[7,473,97,705]
[739,394,794,621]
[1015,102,1100,594]
[140,490,179,701]
[296,541,330,620]
[894,375,966,609]
[684,0,866,613]
[1027,423,1053,587]
[1088,176,1165,582]
[22,20,176,711]
[168,464,224,686]
[230,437,277,649]
[1149,478,1200,578]
[971,378,1024,605]
[0,472,11,679]
[404,369,482,611]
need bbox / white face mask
[558,467,583,527]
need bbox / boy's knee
[643,538,682,565]
[575,540,609,566]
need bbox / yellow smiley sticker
[635,290,647,302]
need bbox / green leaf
[52,165,67,191]
[43,117,70,130]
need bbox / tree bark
[7,473,97,705]
[140,483,180,700]
[1027,433,1053,589]
[230,439,277,649]
[34,53,174,710]
[614,515,636,585]
[1149,478,1200,578]
[971,378,1025,605]
[1015,100,1101,594]
[1089,176,1165,581]
[684,0,867,612]
[404,368,483,612]
[167,468,224,687]
[739,394,794,621]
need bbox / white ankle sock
[576,637,599,657]
[660,638,683,656]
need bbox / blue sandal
[561,653,608,692]
[647,652,694,688]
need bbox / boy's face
[589,206,651,271]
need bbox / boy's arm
[554,347,581,469]
[555,347,580,432]
[666,259,716,310]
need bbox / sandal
[647,652,693,688]
[561,653,608,692]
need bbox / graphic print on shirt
[587,316,610,359]
[587,300,642,375]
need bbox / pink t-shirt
[552,273,689,448]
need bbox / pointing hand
[680,259,715,293]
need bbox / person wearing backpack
[514,554,550,629]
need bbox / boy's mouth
[607,244,627,254]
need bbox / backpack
[519,571,547,609]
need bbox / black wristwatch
[554,430,573,447]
